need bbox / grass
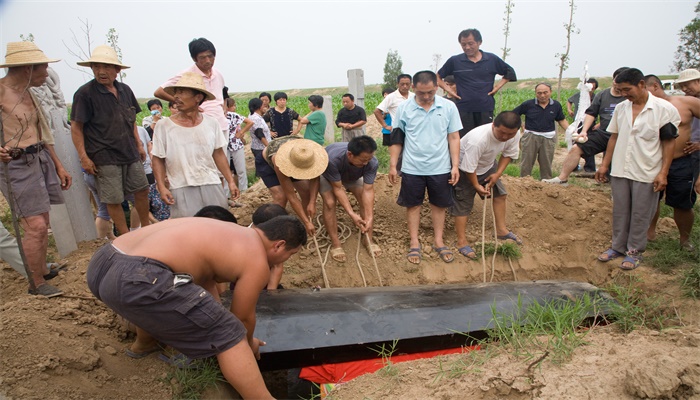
[604,274,680,333]
[370,339,400,378]
[478,241,522,260]
[681,264,700,299]
[163,357,225,400]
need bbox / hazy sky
[0,0,696,101]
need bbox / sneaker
[28,284,64,298]
[542,177,568,186]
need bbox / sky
[0,0,696,101]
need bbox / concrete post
[322,95,334,144]
[347,69,365,109]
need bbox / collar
[461,50,488,63]
[93,79,124,95]
[410,96,443,111]
[190,64,219,79]
[534,98,554,106]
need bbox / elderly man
[374,74,414,143]
[512,83,569,180]
[87,214,307,399]
[154,38,227,136]
[644,75,700,251]
[438,28,517,137]
[389,70,461,264]
[151,72,238,218]
[676,69,700,169]
[71,45,150,236]
[0,42,72,297]
[321,136,380,262]
[335,93,367,142]
[595,68,680,270]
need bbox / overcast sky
[0,0,696,101]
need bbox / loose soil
[1,121,699,399]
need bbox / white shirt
[459,123,521,176]
[377,90,415,124]
[607,93,681,183]
[151,115,227,189]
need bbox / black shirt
[71,80,141,165]
[335,105,367,127]
[264,107,300,137]
[512,98,565,133]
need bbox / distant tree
[62,17,94,78]
[19,33,34,42]
[555,0,579,102]
[106,28,126,81]
[382,49,403,90]
[673,2,700,71]
[501,0,515,61]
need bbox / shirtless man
[644,75,700,251]
[0,42,72,297]
[87,215,306,399]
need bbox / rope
[312,235,331,288]
[480,191,517,282]
[365,232,384,287]
[354,230,367,287]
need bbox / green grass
[604,274,680,333]
[478,241,522,259]
[163,357,225,400]
[246,170,259,188]
[370,339,400,378]
[681,264,700,299]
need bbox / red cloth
[299,345,479,384]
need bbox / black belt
[23,141,45,154]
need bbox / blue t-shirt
[382,113,392,135]
[438,51,516,113]
[393,96,462,175]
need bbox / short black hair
[249,97,263,114]
[259,92,272,102]
[382,88,395,96]
[493,111,522,130]
[613,67,629,79]
[257,215,307,249]
[189,38,216,60]
[225,97,235,108]
[147,99,162,110]
[347,136,377,156]
[413,70,437,86]
[308,95,324,108]
[644,74,663,88]
[458,28,482,43]
[397,74,412,83]
[342,93,354,101]
[614,68,645,86]
[252,203,288,226]
[443,75,456,84]
[168,101,176,108]
[194,205,237,223]
[587,78,599,89]
[274,92,288,101]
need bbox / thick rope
[354,230,368,287]
[365,232,384,287]
[312,235,331,288]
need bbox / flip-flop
[598,248,623,262]
[125,344,163,359]
[497,231,523,245]
[457,245,478,260]
[330,247,346,263]
[619,255,641,271]
[432,246,454,263]
[407,247,422,265]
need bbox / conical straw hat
[77,45,130,69]
[163,72,215,101]
[275,139,328,180]
[0,42,59,68]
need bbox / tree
[555,0,579,102]
[501,0,515,61]
[673,2,700,71]
[106,28,126,81]
[19,33,34,42]
[62,17,94,78]
[382,49,403,90]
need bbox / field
[2,77,699,399]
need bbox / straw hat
[676,69,700,84]
[163,72,215,101]
[77,45,130,69]
[275,139,328,180]
[0,41,59,68]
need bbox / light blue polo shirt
[393,95,462,175]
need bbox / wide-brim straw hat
[77,45,130,69]
[676,69,700,84]
[275,139,329,180]
[0,41,59,68]
[163,72,215,101]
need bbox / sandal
[362,238,382,257]
[620,250,642,271]
[457,245,477,260]
[407,247,422,265]
[598,248,623,262]
[330,247,346,263]
[497,231,523,245]
[432,246,454,263]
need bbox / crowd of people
[1,27,699,398]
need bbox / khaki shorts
[0,149,64,217]
[319,175,363,194]
[170,184,227,218]
[95,161,149,204]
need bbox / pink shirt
[161,64,227,131]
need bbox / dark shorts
[397,172,453,208]
[0,148,64,217]
[450,165,507,216]
[664,156,697,210]
[459,111,493,138]
[577,129,610,158]
[382,134,391,147]
[95,161,149,204]
[86,244,247,359]
[254,149,280,188]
